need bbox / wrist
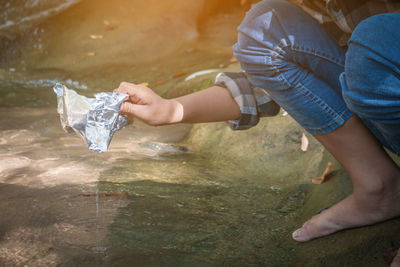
[165,99,183,124]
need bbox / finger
[113,88,128,94]
[119,81,137,89]
[119,102,149,121]
[114,86,132,95]
[120,101,140,115]
[114,82,135,94]
[115,83,143,104]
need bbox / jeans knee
[349,14,400,53]
[351,14,386,42]
[235,0,287,56]
[342,20,400,121]
[343,14,400,114]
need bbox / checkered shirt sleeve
[214,72,280,131]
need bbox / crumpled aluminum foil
[53,83,128,153]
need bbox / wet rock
[0,0,244,73]
[0,129,41,146]
[0,155,31,177]
[0,0,81,36]
[276,189,306,214]
[144,142,188,154]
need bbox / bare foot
[292,181,400,242]
[292,116,400,242]
[392,249,400,267]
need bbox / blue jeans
[234,0,400,154]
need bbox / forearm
[115,82,241,126]
[169,85,241,124]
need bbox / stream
[0,0,399,266]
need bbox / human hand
[114,82,182,126]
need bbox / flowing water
[0,1,399,266]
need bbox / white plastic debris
[184,69,220,81]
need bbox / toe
[292,218,315,242]
[292,228,303,241]
[292,227,311,242]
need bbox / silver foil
[53,83,128,153]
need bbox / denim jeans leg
[233,0,353,135]
[341,14,400,154]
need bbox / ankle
[354,168,400,196]
[382,169,400,194]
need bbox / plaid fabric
[288,0,400,46]
[290,0,400,45]
[215,72,280,130]
[326,0,400,32]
